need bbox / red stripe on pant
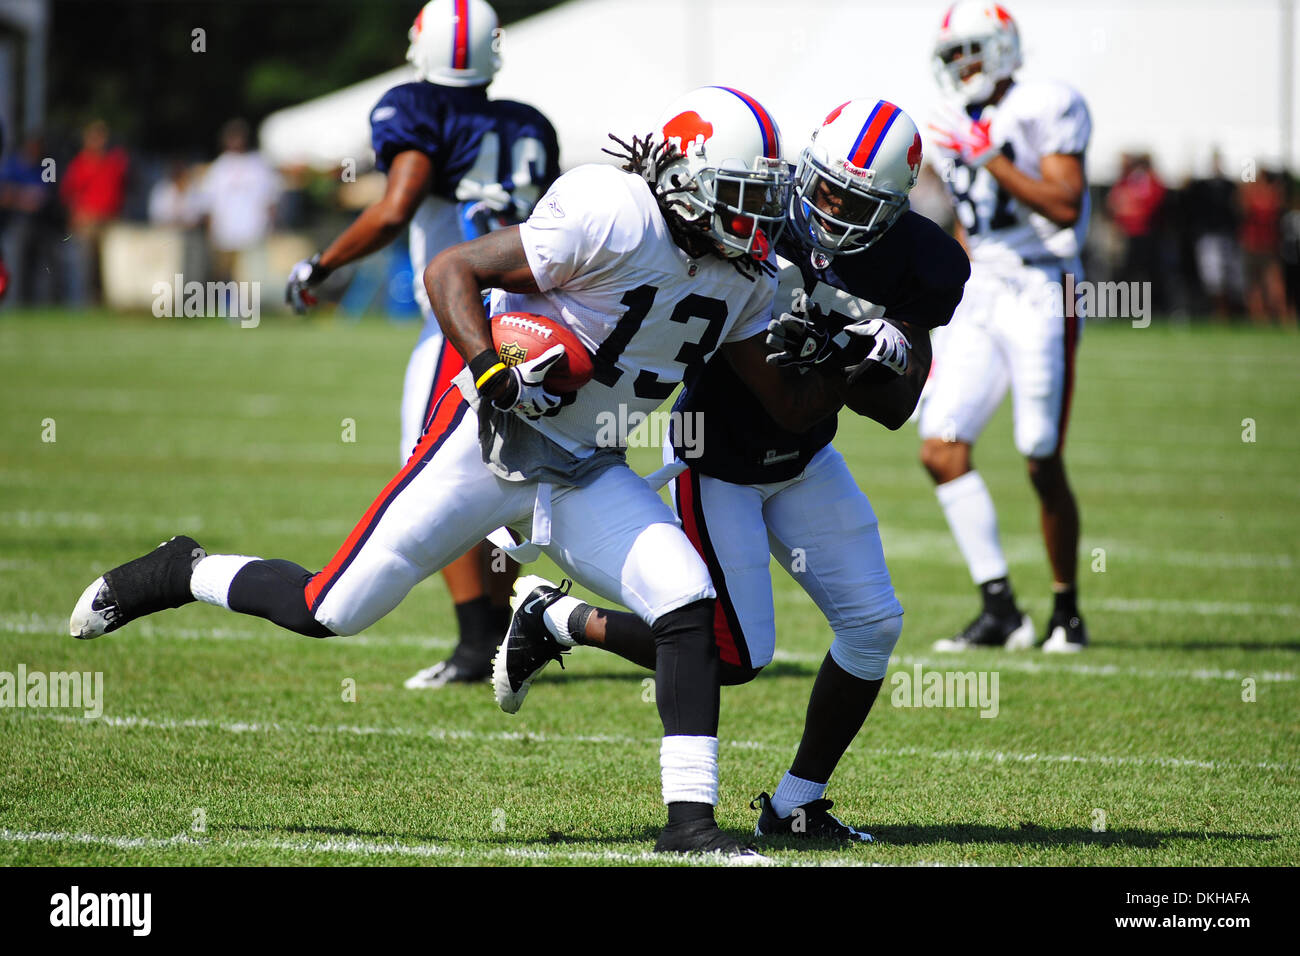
[305,388,467,612]
[419,340,466,453]
[1056,279,1080,454]
[674,467,749,670]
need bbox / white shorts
[400,196,468,463]
[399,319,463,464]
[307,387,715,635]
[918,261,1083,459]
[667,442,903,674]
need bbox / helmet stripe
[452,0,470,70]
[848,101,901,169]
[711,86,780,159]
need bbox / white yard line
[0,828,952,867]
[19,712,1295,774]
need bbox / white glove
[927,103,999,169]
[489,344,566,420]
[839,318,911,382]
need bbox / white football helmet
[792,99,922,257]
[407,0,502,87]
[932,1,1022,106]
[654,86,790,260]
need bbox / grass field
[1,311,1297,866]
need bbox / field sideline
[1,311,1296,866]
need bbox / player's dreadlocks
[603,132,772,281]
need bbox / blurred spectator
[1185,150,1244,319]
[1239,169,1287,324]
[1106,153,1166,309]
[0,132,61,306]
[147,159,199,227]
[1282,179,1300,324]
[192,119,280,282]
[60,120,129,305]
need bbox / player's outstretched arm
[317,151,435,269]
[722,332,847,433]
[842,319,932,430]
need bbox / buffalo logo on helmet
[907,133,923,174]
[662,111,714,155]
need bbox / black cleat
[492,575,572,714]
[1040,611,1088,653]
[932,609,1035,652]
[751,791,874,843]
[69,535,205,638]
[654,819,768,862]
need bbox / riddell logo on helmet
[839,160,870,180]
[662,111,713,153]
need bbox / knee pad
[829,613,903,681]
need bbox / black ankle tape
[104,535,202,618]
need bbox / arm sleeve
[516,168,629,292]
[371,88,436,174]
[1035,86,1092,157]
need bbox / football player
[285,0,561,688]
[492,99,970,842]
[920,1,1092,652]
[71,86,861,858]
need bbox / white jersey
[489,163,775,455]
[945,79,1091,270]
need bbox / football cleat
[1041,612,1088,653]
[492,575,572,714]
[403,654,492,689]
[70,535,204,639]
[751,791,874,843]
[932,610,1034,652]
[653,820,769,863]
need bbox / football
[490,311,594,393]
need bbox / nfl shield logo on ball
[499,341,529,368]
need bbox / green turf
[1,310,1296,866]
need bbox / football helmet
[791,99,921,256]
[654,86,790,260]
[407,0,502,87]
[932,1,1022,106]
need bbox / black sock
[1053,586,1079,619]
[789,653,883,784]
[491,603,512,638]
[227,559,333,637]
[980,577,1019,618]
[666,801,715,826]
[650,600,719,737]
[452,596,495,655]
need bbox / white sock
[660,735,718,805]
[190,555,258,609]
[542,595,584,647]
[935,471,1009,585]
[771,772,827,818]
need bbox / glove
[488,344,566,420]
[764,310,837,370]
[927,103,998,169]
[839,318,911,383]
[285,253,332,314]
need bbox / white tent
[260,0,1299,183]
